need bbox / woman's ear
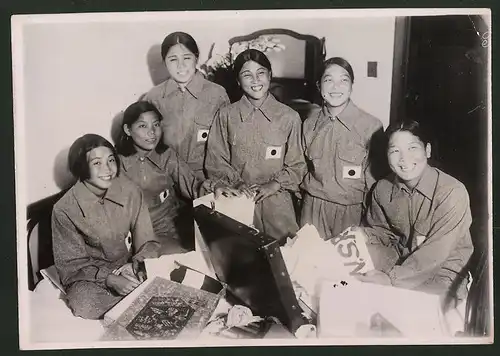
[425,143,432,158]
[123,124,132,137]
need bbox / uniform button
[348,169,356,176]
[271,149,277,156]
[201,132,208,139]
[139,157,145,162]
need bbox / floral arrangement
[199,35,286,102]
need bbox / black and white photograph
[13,8,492,349]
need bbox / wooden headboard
[26,190,67,290]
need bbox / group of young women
[51,31,473,320]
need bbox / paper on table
[193,193,255,226]
[281,224,381,314]
[318,279,446,339]
[143,251,217,281]
[329,226,375,274]
[175,250,217,279]
[40,265,66,294]
[143,254,179,279]
[281,224,354,309]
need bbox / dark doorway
[391,15,490,336]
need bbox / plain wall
[20,14,395,204]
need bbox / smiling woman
[84,146,118,193]
[205,49,307,241]
[386,121,432,189]
[235,50,273,106]
[362,120,474,309]
[116,101,211,254]
[142,31,230,180]
[51,134,161,319]
[300,57,384,240]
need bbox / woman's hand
[106,274,140,296]
[131,259,148,282]
[214,181,254,199]
[354,269,392,286]
[234,181,255,199]
[251,180,281,203]
[214,183,242,199]
[117,262,140,282]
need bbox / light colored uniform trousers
[254,191,299,241]
[300,193,363,240]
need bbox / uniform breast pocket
[194,116,212,143]
[337,141,366,180]
[262,134,287,160]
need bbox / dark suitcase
[193,204,308,334]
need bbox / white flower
[230,42,248,59]
[201,36,286,77]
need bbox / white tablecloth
[29,278,104,343]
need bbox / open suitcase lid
[193,204,308,334]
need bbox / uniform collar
[239,93,282,122]
[314,99,358,132]
[162,70,205,99]
[120,149,165,172]
[72,178,126,218]
[391,166,438,201]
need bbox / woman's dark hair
[318,57,355,84]
[233,49,272,78]
[68,134,120,181]
[161,32,199,61]
[116,101,168,157]
[385,119,432,147]
[384,118,442,170]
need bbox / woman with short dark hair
[358,120,473,307]
[52,134,160,319]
